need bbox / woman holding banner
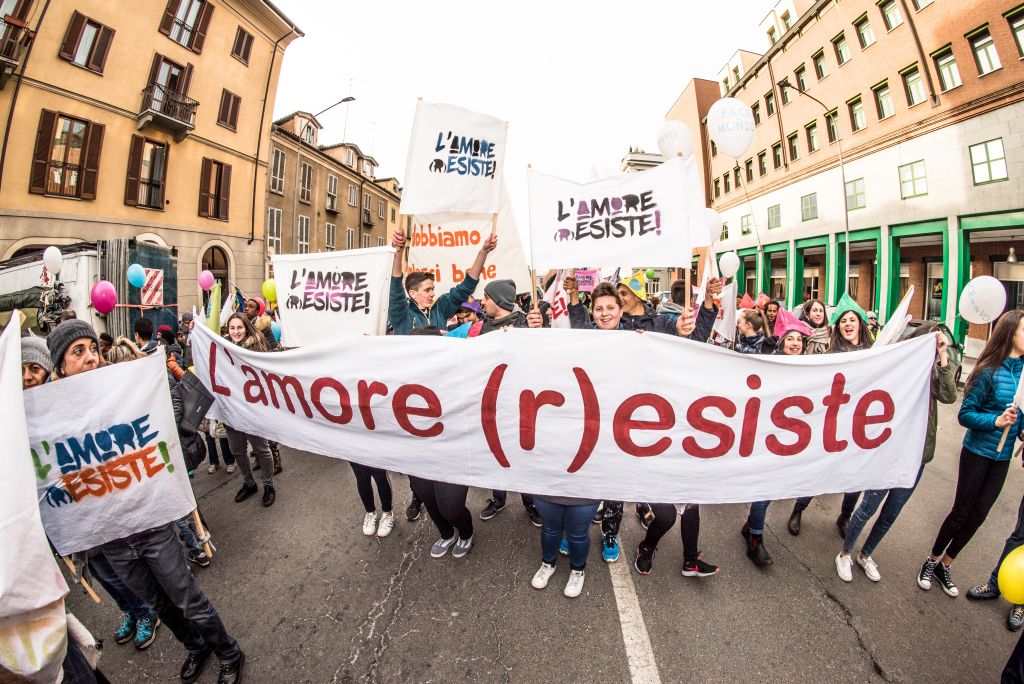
[223,313,277,508]
[835,323,957,584]
[918,310,1024,599]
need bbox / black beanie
[484,279,517,312]
[47,319,99,373]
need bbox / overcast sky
[271,1,773,231]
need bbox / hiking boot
[967,583,1000,600]
[1009,606,1024,632]
[681,556,720,577]
[234,482,258,503]
[114,612,136,644]
[479,498,505,520]
[187,550,211,568]
[133,615,160,650]
[634,543,655,575]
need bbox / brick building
[265,112,402,269]
[669,0,1024,351]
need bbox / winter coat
[479,308,529,334]
[960,357,1024,461]
[623,303,678,335]
[252,314,278,350]
[735,333,772,355]
[388,274,479,335]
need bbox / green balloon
[645,268,655,279]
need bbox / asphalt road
[66,398,1024,683]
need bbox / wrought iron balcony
[0,16,27,88]
[362,209,374,227]
[137,83,198,139]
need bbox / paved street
[67,398,1024,683]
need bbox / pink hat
[774,307,813,338]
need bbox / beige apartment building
[670,0,1024,347]
[265,112,402,267]
[0,0,301,314]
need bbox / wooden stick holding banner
[61,556,100,604]
[192,509,214,558]
[998,422,1012,453]
[685,248,692,309]
[527,163,539,312]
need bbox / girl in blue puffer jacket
[918,309,1024,598]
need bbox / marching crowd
[18,229,1024,682]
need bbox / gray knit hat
[484,279,517,313]
[21,336,53,374]
[46,319,99,372]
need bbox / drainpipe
[0,0,52,192]
[898,0,940,107]
[249,27,298,245]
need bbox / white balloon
[959,275,1006,324]
[719,251,740,279]
[704,208,723,243]
[707,98,755,159]
[43,246,63,275]
[657,120,694,160]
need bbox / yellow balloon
[998,546,1024,604]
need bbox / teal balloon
[271,321,281,342]
[126,263,145,288]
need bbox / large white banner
[408,185,531,296]
[0,319,68,617]
[400,101,508,217]
[528,157,691,271]
[23,352,197,555]
[273,247,393,347]
[191,323,934,504]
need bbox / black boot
[262,484,276,507]
[747,534,774,566]
[836,511,851,539]
[181,647,213,684]
[217,652,245,684]
[788,507,802,536]
[234,482,258,503]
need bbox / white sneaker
[226,464,237,474]
[376,512,394,538]
[362,512,378,536]
[835,553,853,582]
[531,563,556,589]
[564,569,585,598]
[207,464,218,474]
[857,554,881,582]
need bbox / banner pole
[61,556,100,604]
[997,424,1012,453]
[192,509,214,558]
[527,164,539,311]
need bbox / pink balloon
[198,270,215,291]
[90,280,118,314]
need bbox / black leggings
[408,476,473,540]
[350,462,392,513]
[931,447,1011,559]
[641,503,701,564]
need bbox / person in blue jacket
[919,309,1024,599]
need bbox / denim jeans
[101,522,240,663]
[843,465,923,555]
[204,433,234,467]
[88,550,154,621]
[491,490,536,509]
[533,498,599,571]
[175,518,203,555]
[990,493,1024,594]
[62,637,98,683]
[747,501,771,535]
[794,491,861,514]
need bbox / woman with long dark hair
[918,309,1024,598]
[223,313,277,507]
[800,299,831,355]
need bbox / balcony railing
[362,209,374,227]
[0,16,25,62]
[137,83,198,135]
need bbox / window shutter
[88,25,114,73]
[79,122,104,200]
[29,110,57,195]
[198,158,211,217]
[229,94,240,128]
[159,0,179,36]
[190,1,214,53]
[242,31,253,62]
[179,63,193,95]
[218,89,230,125]
[147,53,162,86]
[218,163,232,220]
[124,135,144,206]
[59,11,86,61]
[159,142,170,204]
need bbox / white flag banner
[713,281,738,342]
[873,285,915,348]
[400,101,507,217]
[408,184,531,297]
[528,157,691,271]
[0,317,68,617]
[191,323,933,504]
[273,247,394,347]
[23,352,196,556]
[543,270,572,329]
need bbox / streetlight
[292,96,356,253]
[777,77,851,304]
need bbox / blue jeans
[175,518,203,555]
[843,465,923,555]
[88,550,154,621]
[101,522,240,663]
[990,493,1024,594]
[794,491,861,514]
[747,501,771,535]
[534,499,599,571]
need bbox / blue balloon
[270,321,281,342]
[126,263,145,288]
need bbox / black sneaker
[933,562,960,597]
[917,558,937,590]
[592,502,604,525]
[405,496,422,522]
[479,498,506,520]
[681,556,720,577]
[1009,606,1024,632]
[525,505,542,527]
[635,503,654,529]
[967,582,1000,600]
[634,543,655,575]
[234,482,258,503]
[262,484,276,507]
[187,550,211,568]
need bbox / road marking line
[608,559,662,684]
